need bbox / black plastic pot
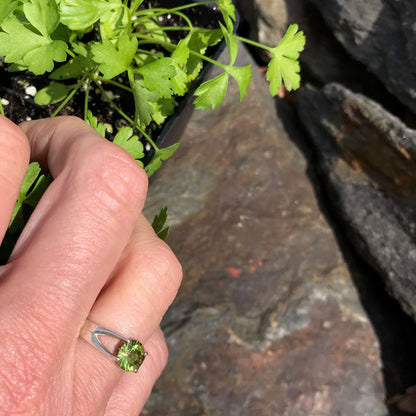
[143,0,236,163]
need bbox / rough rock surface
[236,0,366,87]
[305,0,416,113]
[142,46,388,415]
[296,82,416,323]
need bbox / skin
[0,115,182,415]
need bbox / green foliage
[266,24,306,93]
[151,205,170,241]
[0,0,305,260]
[113,127,145,166]
[9,162,52,234]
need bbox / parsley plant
[0,0,305,259]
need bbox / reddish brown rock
[143,47,387,415]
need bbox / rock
[142,47,388,415]
[306,0,416,113]
[236,0,387,94]
[296,82,416,322]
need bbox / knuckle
[146,240,183,294]
[78,144,148,215]
[148,330,169,374]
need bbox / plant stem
[135,8,193,29]
[51,75,87,117]
[66,49,76,59]
[0,98,4,116]
[136,124,158,151]
[130,0,143,15]
[96,76,133,93]
[134,36,228,70]
[233,34,273,53]
[94,80,134,125]
[83,77,91,121]
[95,79,159,152]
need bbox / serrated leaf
[0,16,67,74]
[227,65,252,101]
[216,0,235,32]
[35,82,72,105]
[131,77,158,129]
[24,0,59,38]
[194,72,229,110]
[24,41,67,74]
[0,1,18,26]
[220,22,238,65]
[171,37,190,95]
[100,5,128,40]
[72,41,88,57]
[50,55,91,80]
[59,0,121,31]
[150,98,175,125]
[85,110,107,136]
[113,127,145,161]
[9,162,41,231]
[91,33,138,79]
[144,143,179,177]
[267,24,305,93]
[135,16,170,44]
[137,58,176,98]
[151,206,170,240]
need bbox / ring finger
[74,213,182,410]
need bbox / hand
[0,115,182,415]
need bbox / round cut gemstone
[117,340,147,372]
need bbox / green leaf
[137,58,176,98]
[144,143,179,177]
[0,16,67,74]
[267,24,305,93]
[50,55,91,80]
[0,0,18,26]
[24,0,59,38]
[216,0,235,32]
[227,65,252,101]
[100,5,128,40]
[220,22,238,65]
[135,16,170,45]
[151,206,170,240]
[194,72,229,110]
[85,110,107,137]
[131,77,158,129]
[113,127,145,162]
[9,162,46,233]
[171,38,190,95]
[150,98,175,125]
[35,82,72,105]
[91,33,138,79]
[59,0,121,31]
[23,173,53,207]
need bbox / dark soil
[0,1,224,153]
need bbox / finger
[0,116,30,241]
[104,328,168,416]
[74,214,182,407]
[76,328,167,416]
[2,117,148,339]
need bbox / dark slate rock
[307,0,416,113]
[142,48,387,415]
[296,82,416,321]
[236,0,371,87]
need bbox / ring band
[80,320,147,373]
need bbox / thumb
[0,115,30,242]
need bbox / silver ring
[80,320,147,372]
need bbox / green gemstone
[117,340,147,372]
